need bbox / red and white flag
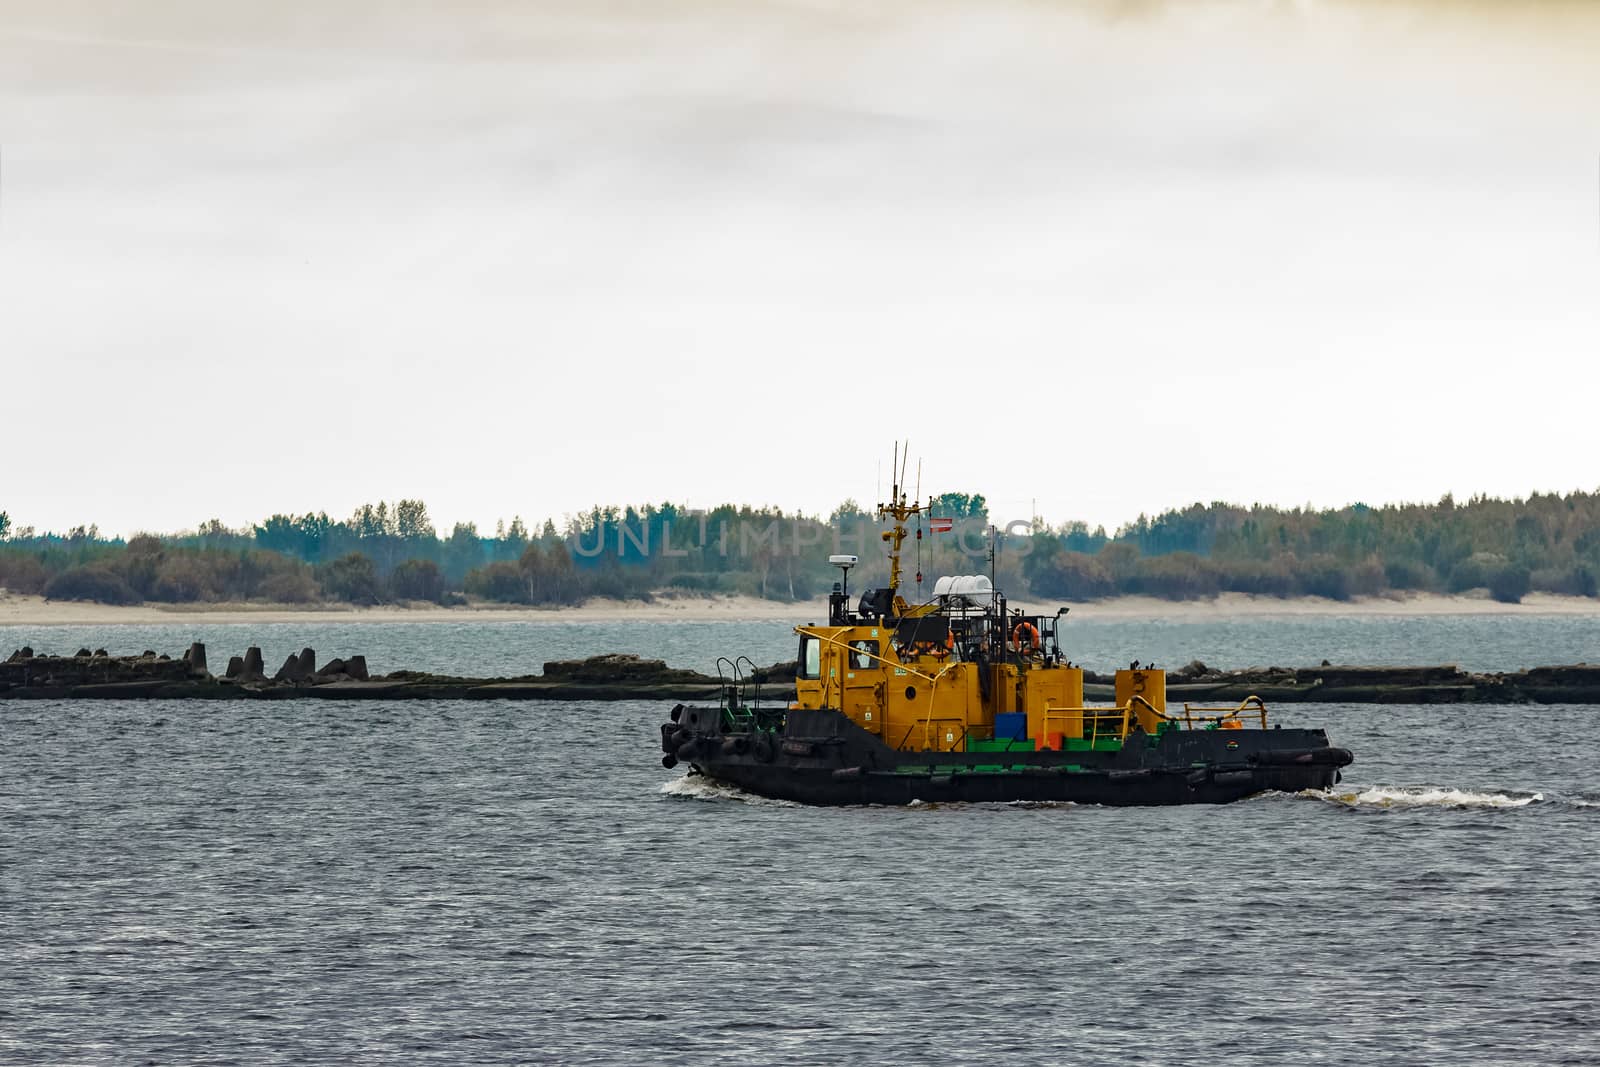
[928,517,954,533]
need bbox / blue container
[994,712,1027,741]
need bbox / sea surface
[4,617,1600,1065]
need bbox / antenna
[914,459,923,597]
[988,523,998,607]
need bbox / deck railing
[1178,695,1269,730]
[1031,694,1271,745]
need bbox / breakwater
[3,644,1600,703]
[0,646,760,701]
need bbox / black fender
[1211,769,1257,787]
[752,731,777,763]
[1250,746,1354,768]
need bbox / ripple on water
[1298,785,1546,810]
[6,673,1600,1065]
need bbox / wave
[1300,785,1544,810]
[657,774,800,806]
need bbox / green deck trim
[969,738,1037,753]
[1062,737,1124,752]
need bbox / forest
[1,488,1597,608]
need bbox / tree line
[1024,492,1600,603]
[1,489,1598,607]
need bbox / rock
[183,642,208,675]
[142,650,157,658]
[346,655,368,681]
[297,648,316,676]
[1522,664,1600,685]
[1292,664,1466,688]
[1176,659,1210,679]
[540,653,706,684]
[238,647,265,680]
[316,658,347,678]
[748,660,796,682]
[273,654,307,683]
[75,648,92,658]
[225,656,245,678]
[93,648,109,657]
[0,650,199,692]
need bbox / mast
[878,442,922,604]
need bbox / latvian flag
[928,517,954,533]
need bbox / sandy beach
[3,589,1599,627]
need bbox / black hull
[694,761,1340,806]
[664,706,1351,808]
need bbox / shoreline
[3,589,1600,627]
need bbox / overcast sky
[3,0,1597,538]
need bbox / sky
[2,0,1598,538]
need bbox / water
[6,611,1599,676]
[4,619,1600,1064]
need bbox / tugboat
[659,471,1353,806]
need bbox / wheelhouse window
[849,640,877,669]
[799,636,821,679]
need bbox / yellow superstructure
[792,622,1170,753]
[791,450,1179,753]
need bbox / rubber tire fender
[753,731,777,763]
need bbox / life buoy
[1010,622,1039,654]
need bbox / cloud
[2,0,1596,534]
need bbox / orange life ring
[1010,622,1039,654]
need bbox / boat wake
[1297,785,1544,810]
[658,774,801,806]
